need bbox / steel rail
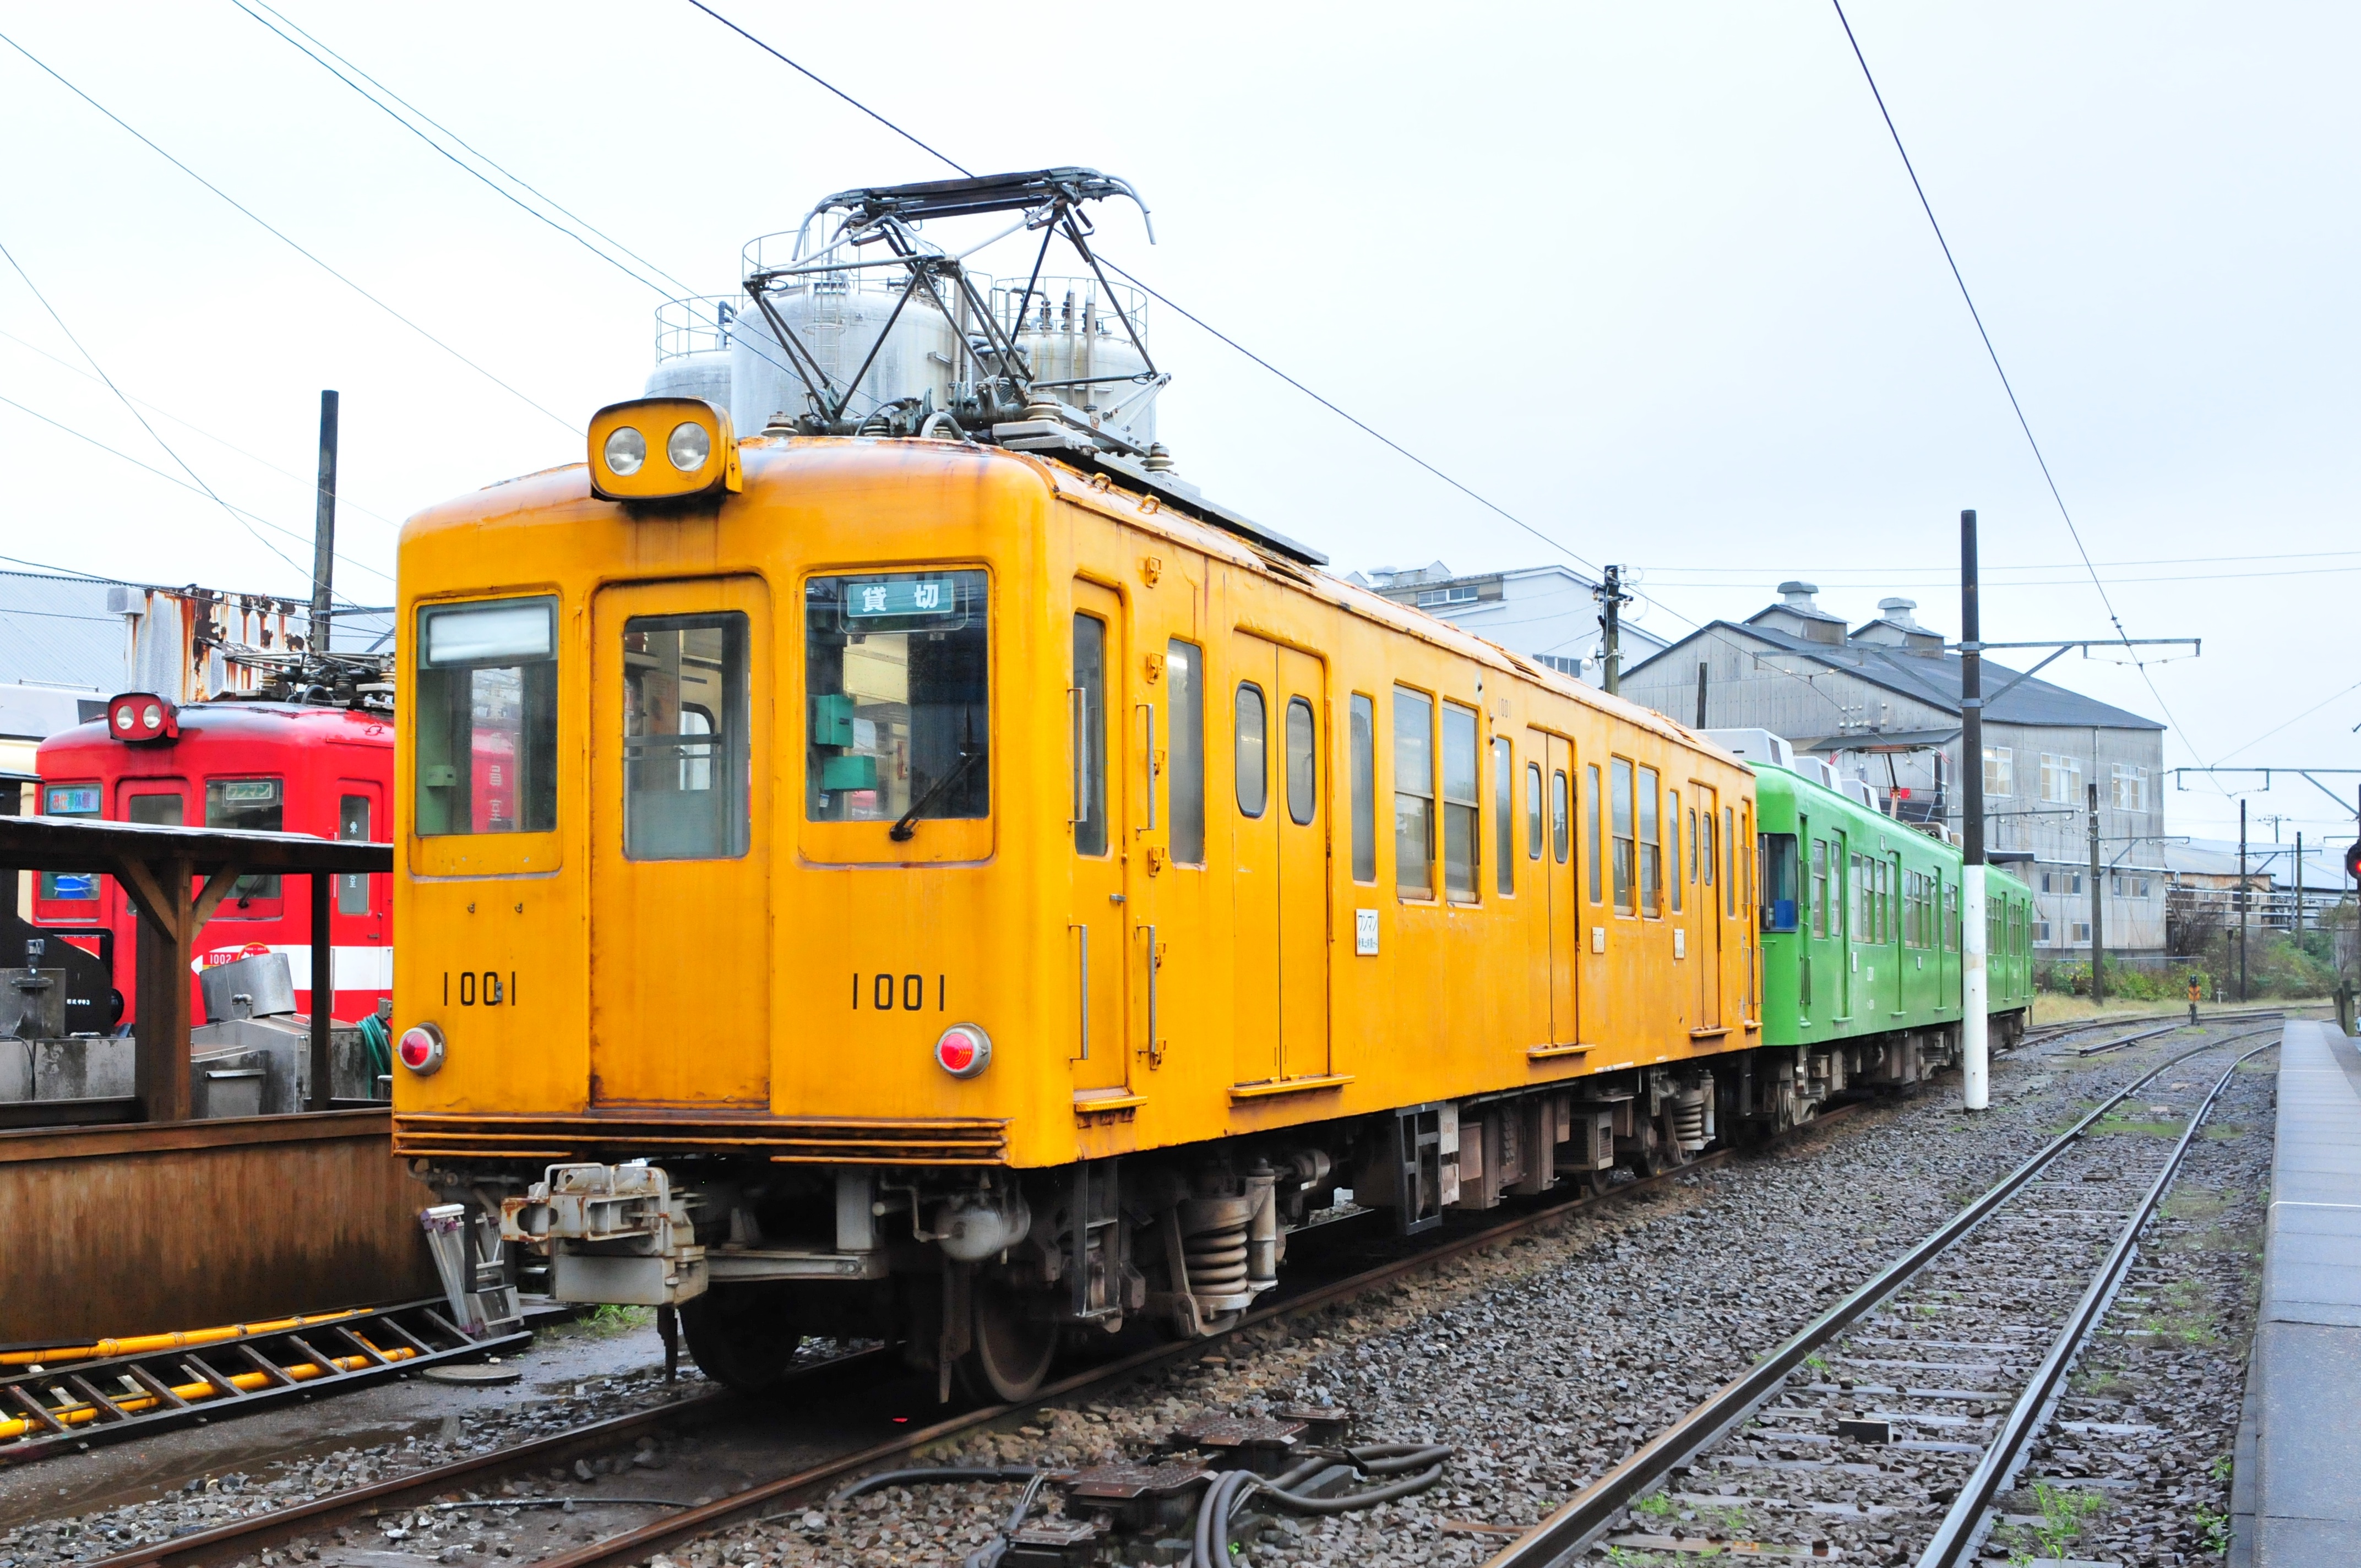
[1914,1036,2280,1566]
[79,1101,1869,1568]
[1479,1025,2283,1568]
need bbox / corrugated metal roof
[1635,619,2164,731]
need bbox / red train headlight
[934,1023,991,1079]
[397,1022,447,1076]
[106,691,178,744]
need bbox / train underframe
[469,1015,2026,1401]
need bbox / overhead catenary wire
[0,26,578,434]
[0,231,368,599]
[1826,0,2206,769]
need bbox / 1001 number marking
[855,973,945,1011]
[445,971,514,1006]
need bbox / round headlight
[142,703,163,731]
[114,706,134,731]
[934,1023,992,1079]
[603,426,647,477]
[666,421,710,473]
[396,1022,447,1076]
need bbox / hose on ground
[1193,1442,1453,1568]
[828,1466,1040,1505]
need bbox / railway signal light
[2344,840,2361,884]
[105,692,178,745]
[396,1022,447,1076]
[934,1023,992,1079]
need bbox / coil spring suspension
[1669,1091,1708,1148]
[1178,1196,1253,1294]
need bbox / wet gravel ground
[0,1022,2273,1568]
[671,1022,2270,1568]
[0,1316,705,1567]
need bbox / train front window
[805,571,988,827]
[206,778,284,902]
[624,614,749,861]
[39,783,100,901]
[417,596,559,836]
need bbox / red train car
[32,694,394,1026]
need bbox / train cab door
[1832,829,1852,1021]
[588,576,771,1107]
[1228,634,1330,1084]
[1694,785,1722,1030]
[1069,582,1131,1095]
[1534,733,1577,1045]
[333,783,389,1010]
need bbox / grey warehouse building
[1623,582,2169,956]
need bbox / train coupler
[500,1163,710,1306]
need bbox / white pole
[1962,863,1988,1110]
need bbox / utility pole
[2238,798,2249,1004]
[1694,660,1709,728]
[1960,509,1989,1113]
[1597,565,1631,697]
[309,390,340,657]
[2087,781,2104,1005]
[2296,831,2305,939]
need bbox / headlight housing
[397,1022,447,1075]
[587,398,741,501]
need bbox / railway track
[86,1109,1872,1568]
[1481,1023,2281,1566]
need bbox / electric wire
[0,389,390,594]
[1826,0,2205,766]
[0,232,379,601]
[0,27,577,433]
[0,323,405,538]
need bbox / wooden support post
[118,855,194,1124]
[309,870,333,1110]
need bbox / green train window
[1760,834,1798,932]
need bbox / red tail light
[934,1023,991,1079]
[398,1022,446,1075]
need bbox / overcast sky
[1,2,2353,843]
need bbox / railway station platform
[2233,1017,2361,1567]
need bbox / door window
[1167,639,1205,865]
[1526,763,1543,861]
[1493,738,1514,894]
[416,596,559,835]
[1810,839,1829,938]
[1234,683,1267,819]
[1668,791,1683,914]
[1585,764,1602,902]
[623,614,750,860]
[1071,616,1108,854]
[1285,697,1316,826]
[804,570,988,828]
[1552,770,1570,864]
[1441,702,1478,901]
[1348,694,1376,883]
[1392,688,1433,898]
[337,794,374,913]
[207,778,284,901]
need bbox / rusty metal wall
[0,1110,438,1346]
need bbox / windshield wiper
[890,746,984,841]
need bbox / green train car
[1742,760,2033,1129]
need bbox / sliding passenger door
[1694,784,1722,1030]
[1533,732,1577,1045]
[1230,633,1330,1084]
[1069,581,1131,1095]
[589,576,770,1107]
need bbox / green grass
[1996,1480,2107,1565]
[2091,1112,2185,1137]
[2134,1279,2218,1343]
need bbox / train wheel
[960,1278,1058,1402]
[677,1286,801,1395]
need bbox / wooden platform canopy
[0,815,393,1122]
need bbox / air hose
[357,1012,393,1084]
[818,1441,1451,1568]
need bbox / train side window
[1810,839,1829,938]
[1234,683,1267,819]
[1526,763,1543,861]
[338,794,373,914]
[1761,833,1798,932]
[1393,687,1433,899]
[39,783,102,903]
[1167,640,1205,865]
[806,571,988,831]
[1552,770,1569,864]
[1945,881,1960,951]
[1493,738,1515,894]
[624,614,750,861]
[1285,697,1316,827]
[1440,702,1478,901]
[417,595,559,836]
[1668,791,1683,914]
[1584,764,1602,902]
[208,778,285,902]
[1348,694,1376,883]
[1071,615,1109,855]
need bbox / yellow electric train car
[389,171,1869,1399]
